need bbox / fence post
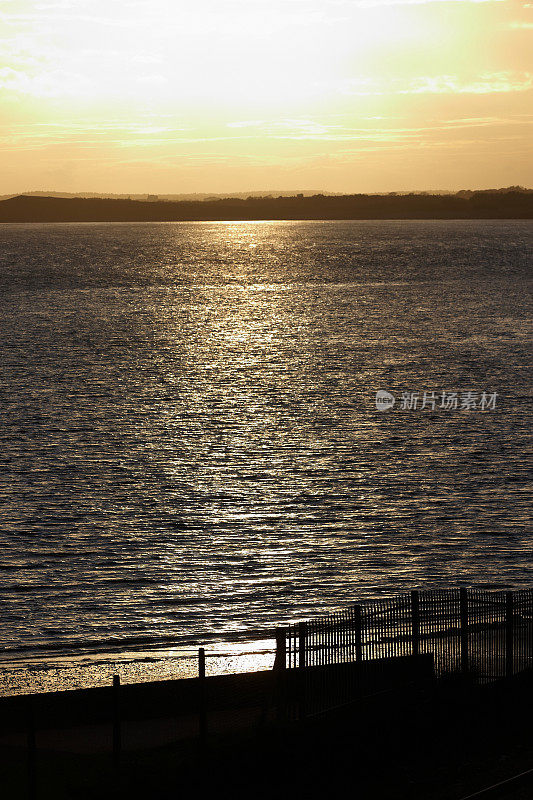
[274,627,287,671]
[112,674,121,767]
[27,700,36,800]
[460,587,469,675]
[411,590,420,657]
[354,605,362,662]
[198,647,207,747]
[506,592,514,678]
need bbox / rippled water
[0,220,531,693]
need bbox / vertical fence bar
[354,605,362,662]
[289,627,293,670]
[198,648,207,747]
[299,622,307,669]
[112,674,121,768]
[460,587,469,675]
[506,592,514,678]
[289,626,293,669]
[411,590,420,658]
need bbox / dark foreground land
[2,664,533,800]
[1,190,532,222]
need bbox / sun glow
[1,0,432,108]
[1,0,532,192]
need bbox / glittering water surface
[0,220,531,694]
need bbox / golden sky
[1,0,532,193]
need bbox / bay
[0,220,531,693]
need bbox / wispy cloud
[341,72,533,95]
[0,66,87,97]
[353,0,504,4]
[222,114,533,145]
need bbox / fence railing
[277,588,533,684]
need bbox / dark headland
[1,188,532,222]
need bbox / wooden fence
[276,588,533,683]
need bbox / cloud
[0,119,192,152]
[221,114,533,146]
[353,0,503,4]
[341,72,533,95]
[0,65,91,97]
[404,73,533,94]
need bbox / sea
[0,219,531,695]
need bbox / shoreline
[0,638,276,697]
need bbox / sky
[1,0,532,194]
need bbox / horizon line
[3,185,532,200]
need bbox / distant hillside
[1,190,532,223]
[0,190,337,203]
[1,187,531,203]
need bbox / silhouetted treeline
[1,190,532,222]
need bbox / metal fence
[277,588,533,684]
